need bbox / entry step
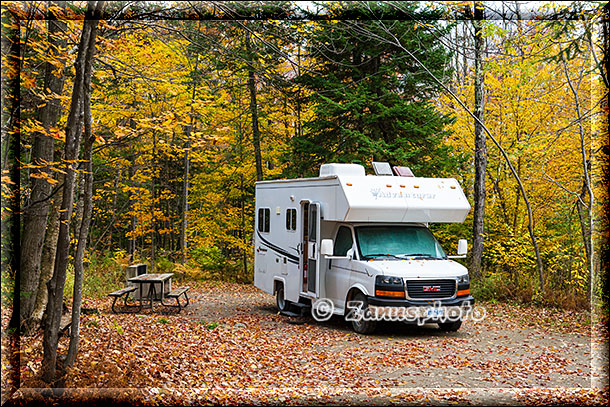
[279,310,302,317]
[280,302,311,317]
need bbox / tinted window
[355,226,446,259]
[258,208,270,233]
[308,205,317,242]
[285,208,297,231]
[334,226,353,256]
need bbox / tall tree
[289,3,460,177]
[244,26,264,181]
[18,1,68,334]
[470,1,486,278]
[64,49,96,373]
[41,0,104,384]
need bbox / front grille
[406,279,456,299]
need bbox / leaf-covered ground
[2,281,608,405]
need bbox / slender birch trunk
[41,1,103,383]
[245,27,264,181]
[471,1,487,278]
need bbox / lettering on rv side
[370,188,436,200]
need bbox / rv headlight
[457,274,469,285]
[376,275,403,286]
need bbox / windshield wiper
[362,253,402,260]
[398,253,442,260]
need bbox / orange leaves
[6,282,601,405]
[28,171,58,185]
[8,282,590,405]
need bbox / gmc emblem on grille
[423,286,441,292]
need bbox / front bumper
[367,295,475,307]
[363,295,476,323]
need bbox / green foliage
[429,221,472,255]
[112,322,124,335]
[471,272,535,304]
[155,252,176,274]
[64,263,75,299]
[1,267,15,307]
[75,249,138,299]
[287,3,464,178]
[191,246,228,275]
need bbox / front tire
[348,292,377,334]
[438,320,462,332]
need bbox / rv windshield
[355,226,447,260]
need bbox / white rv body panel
[255,174,470,224]
[253,164,473,317]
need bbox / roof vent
[392,166,415,177]
[319,163,365,177]
[372,162,393,176]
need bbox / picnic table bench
[166,286,190,312]
[108,285,139,313]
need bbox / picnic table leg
[181,291,189,310]
[111,296,120,313]
[137,282,148,311]
[159,280,165,305]
[137,283,142,309]
[160,279,171,306]
[148,283,156,311]
[173,290,189,312]
[127,289,143,312]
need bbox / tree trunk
[576,193,592,271]
[245,27,264,181]
[562,56,594,285]
[108,164,121,248]
[181,137,191,264]
[513,158,521,229]
[3,3,23,396]
[181,53,199,264]
[151,132,157,272]
[64,60,96,372]
[471,1,486,278]
[41,1,103,384]
[73,172,85,243]
[128,154,136,258]
[28,189,61,333]
[19,2,68,333]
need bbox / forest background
[0,0,608,385]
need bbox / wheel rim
[352,294,367,330]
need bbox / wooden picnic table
[127,273,173,311]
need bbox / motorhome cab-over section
[253,163,474,334]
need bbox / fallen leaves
[2,281,608,405]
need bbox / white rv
[253,163,474,334]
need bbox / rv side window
[285,208,297,231]
[258,208,270,233]
[308,205,317,242]
[334,226,353,256]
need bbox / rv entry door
[301,201,321,295]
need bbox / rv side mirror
[320,239,334,257]
[457,239,468,256]
[346,248,354,260]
